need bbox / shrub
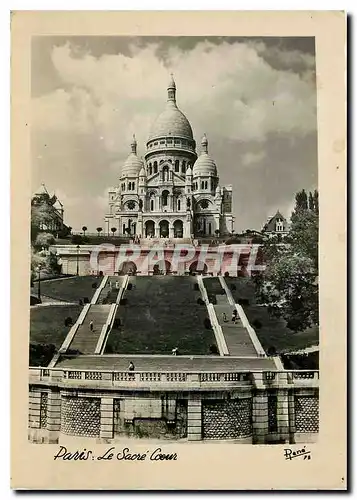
[71,234,83,245]
[120,298,128,306]
[209,344,219,355]
[91,282,98,289]
[238,298,250,306]
[197,298,205,305]
[224,271,229,277]
[29,343,56,367]
[230,284,237,291]
[83,297,89,304]
[252,319,262,329]
[127,283,133,290]
[64,317,73,327]
[204,317,212,329]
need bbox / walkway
[69,304,112,354]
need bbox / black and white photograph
[28,33,320,447]
[10,10,346,491]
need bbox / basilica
[105,76,234,239]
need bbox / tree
[82,226,87,236]
[96,227,103,236]
[111,227,117,236]
[254,189,319,332]
[71,234,83,245]
[34,232,55,249]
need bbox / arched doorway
[118,261,137,276]
[145,220,155,237]
[159,220,169,237]
[189,261,208,275]
[153,260,172,275]
[173,219,183,238]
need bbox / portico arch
[189,261,208,275]
[145,220,155,237]
[118,261,137,276]
[159,219,169,237]
[173,219,183,238]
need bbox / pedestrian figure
[172,347,178,356]
[90,320,94,331]
[232,309,237,322]
[128,361,135,371]
[222,312,228,322]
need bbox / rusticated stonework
[61,397,100,438]
[40,392,48,429]
[295,395,319,433]
[202,398,252,439]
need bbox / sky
[31,36,317,233]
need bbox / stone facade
[105,76,234,239]
[28,373,319,444]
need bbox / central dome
[148,75,193,141]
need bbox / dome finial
[167,73,176,104]
[131,134,137,154]
[201,133,208,153]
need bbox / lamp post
[76,244,80,276]
[37,264,42,300]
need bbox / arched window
[175,160,179,172]
[178,199,181,211]
[201,181,204,190]
[205,181,208,189]
[132,182,135,190]
[149,166,152,175]
[182,161,186,174]
[154,161,158,173]
[151,199,154,211]
[162,190,169,207]
[208,223,212,235]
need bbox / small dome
[186,165,192,176]
[139,166,146,177]
[193,134,217,176]
[121,134,143,177]
[121,153,143,177]
[193,154,217,176]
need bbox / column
[187,394,202,441]
[288,389,296,444]
[47,390,62,444]
[276,388,290,443]
[100,397,114,442]
[155,222,160,237]
[169,223,174,238]
[28,389,42,432]
[252,390,269,444]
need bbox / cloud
[241,150,266,166]
[31,38,317,232]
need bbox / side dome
[121,135,143,177]
[193,134,217,176]
[148,75,193,141]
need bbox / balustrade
[29,367,319,388]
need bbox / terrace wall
[28,369,319,445]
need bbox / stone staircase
[97,277,123,304]
[69,305,112,354]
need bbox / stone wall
[202,398,252,439]
[113,398,187,440]
[294,394,319,433]
[61,396,101,438]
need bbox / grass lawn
[243,305,319,353]
[32,276,101,303]
[105,276,216,355]
[224,277,257,304]
[30,304,82,348]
